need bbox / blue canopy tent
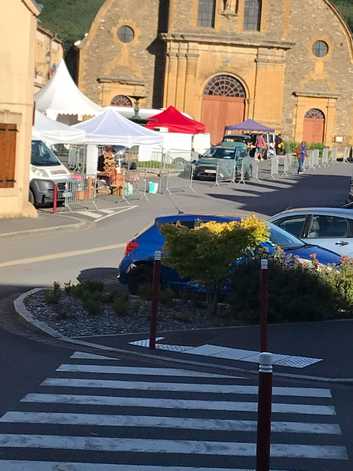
[225,119,275,133]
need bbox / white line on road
[42,378,332,398]
[21,394,336,415]
[56,364,236,378]
[75,211,102,219]
[0,412,342,435]
[0,435,346,459]
[0,462,288,471]
[0,243,125,268]
[95,206,137,223]
[69,352,120,361]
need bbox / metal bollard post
[52,183,58,214]
[256,352,273,471]
[259,258,269,352]
[149,250,161,350]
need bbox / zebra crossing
[0,350,348,470]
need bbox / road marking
[95,206,137,223]
[56,364,236,378]
[42,378,332,398]
[0,435,346,459]
[69,352,120,361]
[0,463,288,471]
[0,243,125,268]
[75,211,102,219]
[130,340,322,369]
[0,412,341,435]
[21,394,336,415]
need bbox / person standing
[255,134,267,160]
[296,141,307,174]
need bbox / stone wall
[78,0,163,107]
[282,0,353,144]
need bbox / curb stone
[14,288,353,385]
[0,219,86,239]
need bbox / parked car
[270,207,353,257]
[193,143,248,181]
[118,214,341,293]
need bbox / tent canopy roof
[146,106,206,134]
[33,110,86,144]
[35,59,102,119]
[225,119,275,133]
[74,107,163,146]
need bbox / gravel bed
[24,290,238,338]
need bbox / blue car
[118,214,341,293]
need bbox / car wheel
[29,189,36,206]
[127,264,153,295]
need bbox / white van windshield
[31,140,61,167]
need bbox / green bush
[44,282,62,305]
[112,296,129,316]
[227,253,353,324]
[82,298,102,316]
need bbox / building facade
[35,25,64,93]
[0,0,39,218]
[77,0,353,145]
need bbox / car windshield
[31,140,61,167]
[269,222,305,249]
[205,148,236,159]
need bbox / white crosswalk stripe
[0,351,347,470]
[56,364,236,378]
[69,351,120,361]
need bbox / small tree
[161,215,269,313]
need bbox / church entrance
[303,108,325,144]
[202,75,246,145]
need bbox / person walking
[255,134,267,160]
[296,141,307,174]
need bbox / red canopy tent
[146,106,206,134]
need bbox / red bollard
[259,258,269,352]
[149,250,161,350]
[52,183,58,214]
[256,352,273,471]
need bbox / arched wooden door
[202,75,246,144]
[303,108,325,144]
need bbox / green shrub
[112,296,129,316]
[160,287,176,306]
[83,298,102,316]
[44,281,62,304]
[138,283,153,301]
[227,253,352,324]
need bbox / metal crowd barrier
[163,150,194,194]
[64,176,97,210]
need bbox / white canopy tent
[35,59,102,120]
[74,107,163,147]
[33,110,86,144]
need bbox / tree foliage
[161,216,269,305]
[38,0,104,50]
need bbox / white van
[30,140,70,207]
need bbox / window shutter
[0,124,17,188]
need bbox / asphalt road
[0,163,351,469]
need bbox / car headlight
[32,167,49,178]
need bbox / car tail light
[125,240,139,256]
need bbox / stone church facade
[77,0,353,145]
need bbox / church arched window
[111,95,133,107]
[244,0,262,31]
[204,75,246,97]
[198,0,216,27]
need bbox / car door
[304,214,353,256]
[272,214,308,239]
